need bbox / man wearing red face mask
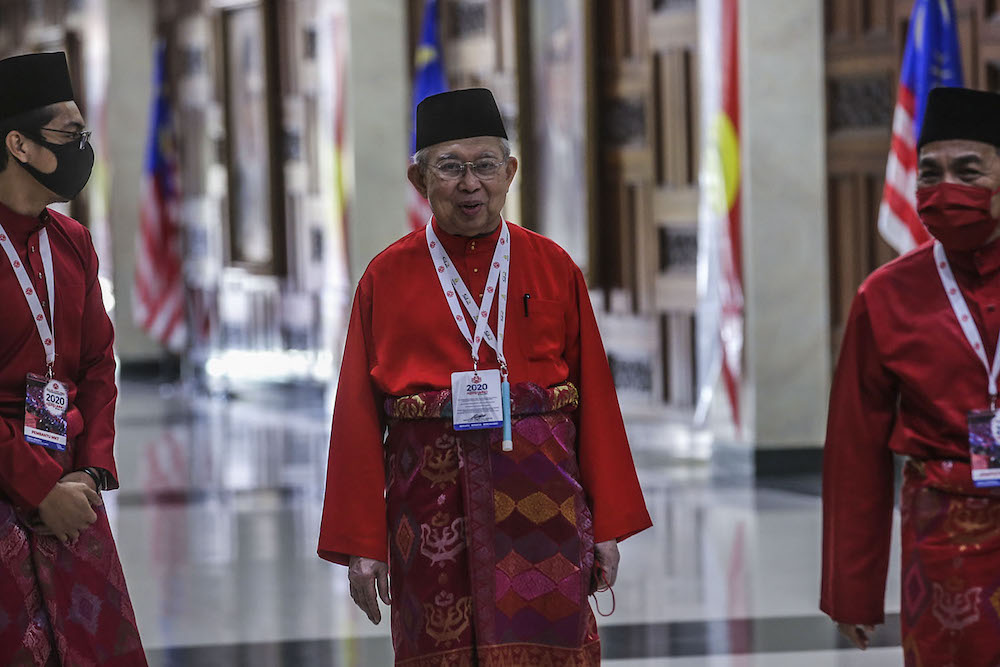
[821,87,1000,666]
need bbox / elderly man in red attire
[318,88,651,665]
[823,87,1000,666]
[0,52,146,664]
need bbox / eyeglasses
[429,158,507,181]
[37,127,92,150]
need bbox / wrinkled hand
[60,470,98,492]
[837,623,876,650]
[592,539,620,594]
[348,556,391,624]
[36,480,102,543]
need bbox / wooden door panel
[596,0,697,408]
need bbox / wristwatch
[80,467,105,491]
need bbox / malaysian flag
[133,41,186,351]
[877,0,963,254]
[695,0,743,429]
[407,0,448,231]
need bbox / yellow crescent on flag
[705,112,740,218]
[415,45,439,69]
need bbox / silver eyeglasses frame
[428,158,507,181]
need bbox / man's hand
[837,623,876,650]
[348,556,391,624]
[61,470,98,492]
[36,480,102,543]
[592,539,620,593]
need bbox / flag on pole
[133,41,186,351]
[695,0,743,429]
[332,6,350,248]
[407,0,448,231]
[877,0,963,254]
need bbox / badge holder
[968,395,1000,488]
[0,225,68,452]
[429,220,515,451]
[24,365,68,451]
[935,242,1000,489]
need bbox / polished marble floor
[105,380,904,666]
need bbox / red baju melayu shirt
[318,219,652,565]
[0,201,118,509]
[821,237,1000,624]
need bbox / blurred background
[2,0,990,664]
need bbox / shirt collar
[946,236,1000,278]
[431,217,503,257]
[0,200,49,243]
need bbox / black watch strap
[80,467,103,491]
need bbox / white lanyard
[0,222,56,373]
[933,241,1000,404]
[426,219,511,374]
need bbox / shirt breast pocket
[518,297,566,361]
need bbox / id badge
[967,409,1000,487]
[24,373,68,451]
[451,369,503,430]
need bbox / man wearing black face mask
[0,52,146,663]
[822,87,1000,666]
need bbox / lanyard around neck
[426,219,511,374]
[0,222,56,373]
[933,241,1000,405]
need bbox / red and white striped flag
[407,184,433,232]
[133,42,186,351]
[877,0,963,254]
[877,81,931,253]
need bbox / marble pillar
[106,0,159,362]
[345,0,410,283]
[740,0,831,448]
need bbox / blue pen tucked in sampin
[501,378,513,451]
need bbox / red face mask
[917,182,1000,252]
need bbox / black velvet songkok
[414,88,507,152]
[0,52,75,121]
[918,87,1000,150]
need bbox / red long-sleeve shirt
[821,238,1000,624]
[318,220,652,565]
[0,201,118,508]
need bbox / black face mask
[16,130,95,201]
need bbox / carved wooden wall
[436,0,528,226]
[596,0,699,408]
[825,0,1000,350]
[411,0,699,410]
[160,0,348,379]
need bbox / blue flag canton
[411,0,448,152]
[901,0,964,135]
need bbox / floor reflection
[105,380,902,665]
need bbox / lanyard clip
[46,363,54,380]
[991,394,997,412]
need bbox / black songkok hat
[917,87,1000,150]
[0,52,75,121]
[415,88,507,152]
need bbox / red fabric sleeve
[566,266,652,543]
[71,229,119,488]
[820,287,897,625]
[0,416,64,508]
[318,276,389,566]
